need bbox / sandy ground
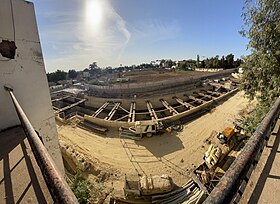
[57,91,250,197]
[124,70,204,83]
[96,70,204,85]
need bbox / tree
[89,62,97,70]
[221,56,226,68]
[201,60,206,68]
[68,69,78,79]
[213,55,219,68]
[178,62,187,70]
[165,60,173,68]
[205,58,209,68]
[160,59,166,68]
[105,67,113,74]
[240,0,280,135]
[196,55,200,68]
[240,0,280,102]
[47,69,67,82]
[225,53,234,68]
[205,58,214,68]
[88,62,101,76]
[233,58,242,68]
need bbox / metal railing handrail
[4,86,78,204]
[203,97,280,204]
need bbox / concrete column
[0,0,64,173]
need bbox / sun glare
[86,0,103,27]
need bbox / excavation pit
[51,70,250,201]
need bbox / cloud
[110,11,131,44]
[131,19,181,43]
[39,0,131,71]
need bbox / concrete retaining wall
[85,87,207,110]
[83,89,238,129]
[87,69,236,99]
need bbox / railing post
[4,86,78,204]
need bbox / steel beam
[146,101,158,120]
[115,115,129,121]
[51,96,70,103]
[197,92,213,99]
[57,99,87,113]
[128,102,136,122]
[92,102,109,117]
[160,99,178,115]
[119,105,129,113]
[132,102,136,122]
[187,95,205,104]
[105,102,120,120]
[52,106,60,111]
[206,90,220,96]
[173,96,194,108]
[209,82,223,88]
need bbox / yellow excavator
[217,127,236,144]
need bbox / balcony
[0,126,52,203]
[0,87,78,204]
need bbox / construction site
[51,69,254,203]
[1,0,280,203]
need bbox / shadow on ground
[0,126,51,204]
[135,131,184,157]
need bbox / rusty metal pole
[4,86,78,204]
[204,97,280,204]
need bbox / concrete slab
[240,119,280,204]
[258,177,280,203]
[0,126,52,203]
[268,152,280,176]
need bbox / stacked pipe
[152,180,206,204]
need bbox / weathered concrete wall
[0,0,64,173]
[88,69,236,99]
[88,78,200,98]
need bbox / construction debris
[151,179,206,204]
[204,145,222,169]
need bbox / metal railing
[204,97,280,204]
[4,86,78,204]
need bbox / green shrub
[242,102,270,136]
[70,171,91,204]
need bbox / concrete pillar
[0,0,64,173]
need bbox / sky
[32,0,250,72]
